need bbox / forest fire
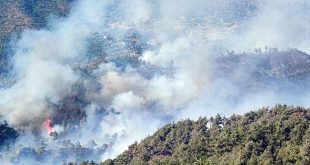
[43,119,55,135]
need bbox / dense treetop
[66,104,310,165]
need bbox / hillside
[1,1,310,164]
[0,0,73,72]
[66,105,310,165]
[214,49,310,98]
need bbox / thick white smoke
[0,0,109,131]
[1,0,310,164]
[229,0,310,53]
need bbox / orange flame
[44,119,55,135]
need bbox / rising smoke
[0,0,310,164]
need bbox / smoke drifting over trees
[0,0,310,164]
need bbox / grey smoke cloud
[1,0,310,163]
[229,0,310,53]
[0,0,109,131]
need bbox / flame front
[43,119,55,135]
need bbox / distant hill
[0,0,73,71]
[213,49,310,99]
[66,105,310,165]
[2,1,310,165]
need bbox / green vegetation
[66,104,310,165]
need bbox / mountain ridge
[66,105,310,165]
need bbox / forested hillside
[66,105,310,165]
[0,0,73,71]
[1,1,310,164]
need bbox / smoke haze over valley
[0,0,310,164]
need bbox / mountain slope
[93,105,310,165]
[0,0,73,71]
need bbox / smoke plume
[0,0,310,164]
